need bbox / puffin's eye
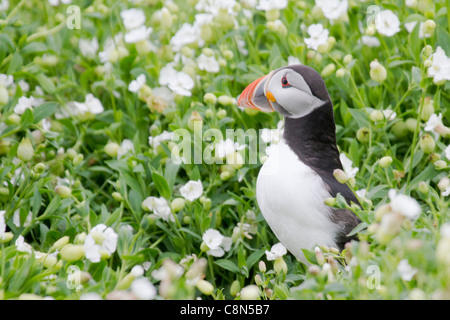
[281,75,290,87]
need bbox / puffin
[237,65,361,262]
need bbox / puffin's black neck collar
[283,101,359,204]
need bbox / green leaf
[7,52,23,74]
[35,73,56,94]
[21,42,48,55]
[151,171,170,199]
[33,101,57,123]
[246,249,265,270]
[214,259,241,273]
[301,248,318,265]
[347,222,369,237]
[20,108,34,127]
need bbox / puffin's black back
[282,65,361,250]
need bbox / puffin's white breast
[256,139,338,262]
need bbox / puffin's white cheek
[278,91,322,118]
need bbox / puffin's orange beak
[237,73,275,112]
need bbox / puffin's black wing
[320,172,362,251]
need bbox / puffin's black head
[237,65,331,118]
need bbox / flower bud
[258,261,266,273]
[60,244,84,261]
[55,185,71,198]
[422,19,436,35]
[417,181,429,194]
[336,68,346,78]
[0,86,8,105]
[420,97,434,121]
[220,171,231,181]
[202,198,212,211]
[273,257,287,274]
[203,92,217,105]
[423,44,433,58]
[438,177,449,193]
[370,110,384,122]
[333,169,348,184]
[0,232,13,243]
[369,59,387,83]
[170,198,185,212]
[17,138,34,162]
[324,197,337,207]
[217,109,227,119]
[379,156,393,168]
[196,279,214,295]
[254,274,263,286]
[321,63,336,77]
[356,127,370,143]
[265,9,280,21]
[405,118,418,132]
[434,160,446,170]
[188,111,203,131]
[34,163,46,174]
[240,285,261,300]
[230,280,241,297]
[308,265,321,276]
[112,192,123,202]
[51,236,70,251]
[73,154,84,166]
[315,247,325,265]
[104,142,120,158]
[391,121,408,138]
[343,54,353,65]
[419,134,435,154]
[218,95,235,106]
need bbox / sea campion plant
[0,0,449,300]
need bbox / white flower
[339,153,359,179]
[142,197,173,222]
[170,23,202,53]
[117,139,134,159]
[374,10,400,37]
[148,130,174,150]
[397,259,417,281]
[388,189,421,220]
[120,8,146,30]
[202,229,232,257]
[79,37,99,59]
[382,109,397,121]
[130,277,156,300]
[131,265,145,277]
[180,180,203,202]
[13,209,32,228]
[215,139,246,158]
[443,186,450,197]
[0,210,6,240]
[287,56,301,65]
[427,46,450,85]
[159,63,194,96]
[48,0,71,6]
[14,96,40,114]
[316,0,348,23]
[265,243,287,261]
[256,0,288,10]
[128,74,146,93]
[84,94,104,114]
[404,21,431,39]
[124,26,153,44]
[98,33,127,64]
[304,24,329,51]
[0,74,13,87]
[356,189,367,199]
[424,113,444,139]
[361,35,380,47]
[83,224,118,263]
[196,53,220,74]
[15,235,33,253]
[0,0,9,11]
[445,145,450,161]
